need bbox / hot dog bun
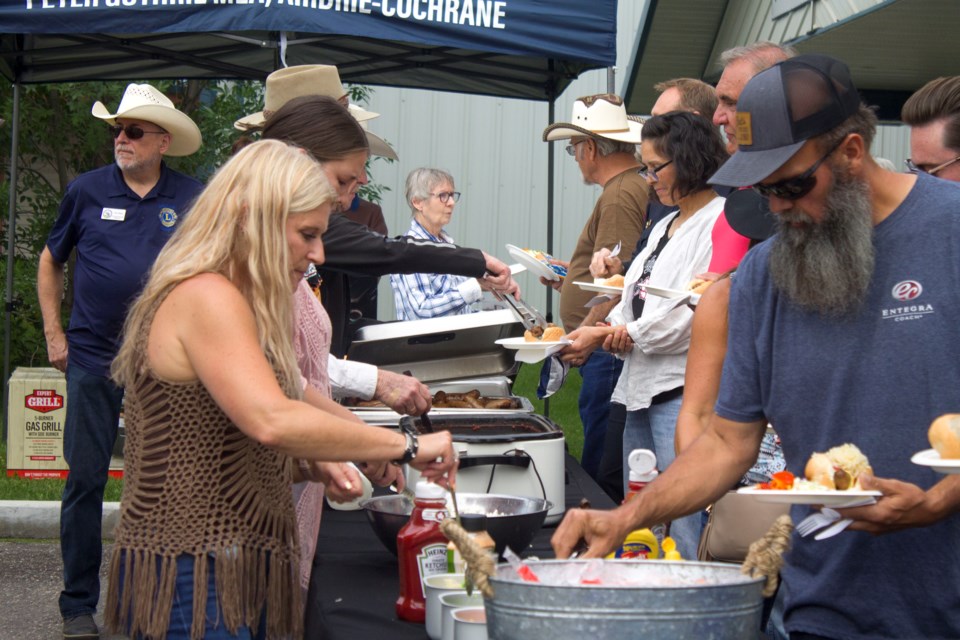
[687,278,712,295]
[541,326,565,341]
[929,414,960,459]
[804,443,872,490]
[603,274,625,288]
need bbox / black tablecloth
[304,453,616,639]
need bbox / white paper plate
[495,336,571,363]
[736,486,881,507]
[508,262,527,275]
[640,283,692,300]
[574,281,622,294]
[911,448,960,474]
[506,244,561,281]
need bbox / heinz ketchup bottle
[396,480,449,622]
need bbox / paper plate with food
[506,244,566,282]
[574,274,624,294]
[912,414,960,474]
[639,283,692,300]
[738,443,880,506]
[496,325,570,363]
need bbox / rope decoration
[440,518,496,599]
[740,514,794,597]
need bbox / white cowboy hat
[234,65,378,130]
[91,83,202,157]
[542,93,642,144]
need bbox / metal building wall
[371,0,652,321]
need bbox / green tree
[0,78,388,373]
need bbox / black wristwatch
[392,422,419,466]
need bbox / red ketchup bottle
[396,480,449,622]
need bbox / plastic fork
[610,241,622,258]
[796,508,842,537]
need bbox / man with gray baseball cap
[553,54,960,639]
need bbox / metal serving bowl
[359,492,552,557]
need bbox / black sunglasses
[108,124,166,140]
[752,138,845,201]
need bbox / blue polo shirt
[46,162,203,377]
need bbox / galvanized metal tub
[484,560,764,639]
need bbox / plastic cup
[423,573,466,640]
[440,591,483,640]
[452,606,487,640]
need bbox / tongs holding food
[493,290,548,333]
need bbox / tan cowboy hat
[234,65,378,130]
[91,83,202,157]
[542,93,642,144]
[359,120,398,161]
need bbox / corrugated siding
[371,0,911,320]
[372,0,651,320]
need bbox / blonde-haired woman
[106,140,457,640]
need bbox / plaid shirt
[389,219,482,320]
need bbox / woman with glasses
[390,168,513,319]
[561,111,728,560]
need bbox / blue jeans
[59,364,123,618]
[117,554,267,639]
[623,396,703,561]
[577,351,623,479]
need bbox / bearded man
[552,54,960,640]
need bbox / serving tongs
[495,291,548,332]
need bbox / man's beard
[769,167,875,316]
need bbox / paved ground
[0,539,127,640]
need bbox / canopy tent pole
[543,91,556,419]
[607,67,616,94]
[3,80,22,440]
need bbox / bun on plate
[803,443,872,490]
[523,324,565,342]
[603,274,625,288]
[929,414,960,459]
[687,278,712,295]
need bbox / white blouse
[609,195,724,410]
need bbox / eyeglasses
[905,155,960,176]
[752,138,844,201]
[108,124,166,140]
[430,191,461,204]
[638,160,673,183]
[565,140,586,157]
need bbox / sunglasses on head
[752,138,845,201]
[108,124,166,140]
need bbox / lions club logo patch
[159,207,178,228]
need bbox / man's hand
[551,507,633,559]
[840,473,955,534]
[374,370,432,415]
[44,329,68,372]
[589,248,624,279]
[560,325,611,366]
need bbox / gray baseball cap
[709,54,861,187]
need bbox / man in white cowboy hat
[540,93,648,483]
[235,65,519,411]
[37,82,202,640]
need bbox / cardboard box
[6,367,123,479]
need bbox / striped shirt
[389,219,482,320]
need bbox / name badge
[101,208,126,221]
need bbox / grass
[0,365,584,501]
[510,363,583,461]
[0,438,124,502]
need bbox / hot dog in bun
[804,443,872,490]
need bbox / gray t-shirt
[717,172,960,639]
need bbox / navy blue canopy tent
[0,0,618,418]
